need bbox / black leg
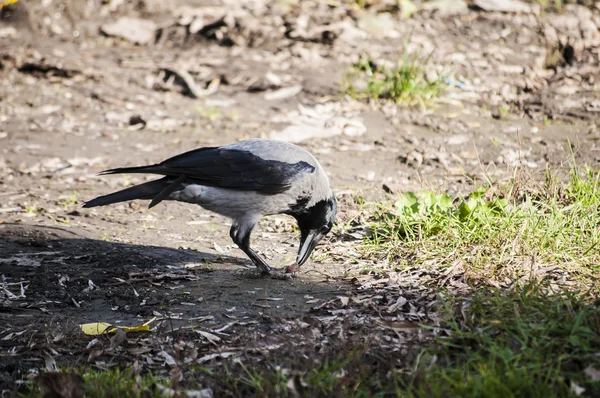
[230,223,272,275]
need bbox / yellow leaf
[79,317,156,336]
[80,322,113,336]
[0,0,19,8]
[119,316,157,333]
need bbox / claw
[236,266,296,280]
[269,271,294,281]
[285,263,298,274]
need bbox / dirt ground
[1,0,599,394]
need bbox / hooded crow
[83,139,337,277]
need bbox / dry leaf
[197,330,221,343]
[338,296,350,307]
[110,328,127,348]
[159,351,177,367]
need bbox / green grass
[23,353,402,398]
[404,283,600,397]
[58,191,78,209]
[363,166,600,285]
[217,353,396,397]
[342,51,444,107]
[195,106,222,121]
[24,367,165,398]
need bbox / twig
[161,67,219,98]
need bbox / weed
[22,203,41,217]
[227,109,239,122]
[342,49,444,107]
[210,348,403,397]
[58,191,78,209]
[196,106,222,121]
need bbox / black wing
[99,147,315,194]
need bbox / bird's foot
[235,268,267,279]
[267,264,298,280]
[236,265,297,280]
[268,269,295,280]
[284,263,298,274]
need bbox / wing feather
[99,147,315,194]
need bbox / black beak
[297,229,323,266]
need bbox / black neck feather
[289,196,334,231]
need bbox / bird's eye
[321,223,333,234]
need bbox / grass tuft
[342,50,444,107]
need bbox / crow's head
[294,193,337,266]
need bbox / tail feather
[98,164,162,176]
[148,174,187,209]
[83,177,170,208]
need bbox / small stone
[101,17,157,45]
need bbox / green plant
[58,191,78,209]
[342,50,444,107]
[196,106,222,121]
[364,167,600,285]
[25,367,166,398]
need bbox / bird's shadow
[0,223,344,323]
[0,222,245,272]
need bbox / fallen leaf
[187,388,214,398]
[264,85,302,101]
[571,381,585,396]
[110,328,127,348]
[159,351,177,366]
[79,317,156,335]
[472,0,537,14]
[197,330,221,343]
[43,351,58,372]
[377,320,421,332]
[80,322,112,336]
[387,296,408,312]
[198,352,236,363]
[338,296,350,307]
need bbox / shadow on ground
[0,223,355,391]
